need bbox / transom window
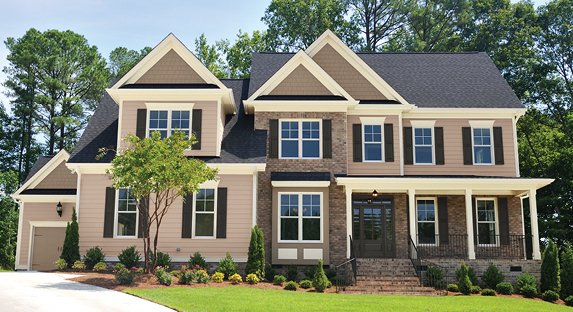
[416,199,437,245]
[116,188,138,237]
[280,121,320,159]
[149,110,191,139]
[279,193,321,242]
[414,128,433,164]
[477,199,497,245]
[363,125,382,161]
[194,189,215,237]
[473,128,492,164]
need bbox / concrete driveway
[0,272,175,312]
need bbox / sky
[0,0,550,109]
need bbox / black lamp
[56,202,62,217]
[372,190,378,199]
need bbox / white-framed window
[472,128,493,164]
[279,193,322,242]
[476,198,498,246]
[416,198,437,245]
[148,110,191,139]
[116,188,138,237]
[363,124,383,162]
[193,188,216,238]
[414,128,433,164]
[279,120,321,159]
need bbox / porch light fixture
[56,202,62,217]
[372,190,378,199]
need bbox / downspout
[252,166,258,227]
[73,165,81,218]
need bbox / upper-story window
[280,120,321,159]
[149,110,190,139]
[414,128,433,164]
[363,125,382,161]
[473,128,492,164]
[116,188,138,237]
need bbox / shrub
[326,280,332,288]
[181,269,198,284]
[540,239,560,294]
[325,269,337,281]
[456,265,479,286]
[55,259,67,271]
[60,208,80,267]
[217,252,238,279]
[542,290,560,302]
[115,267,135,285]
[274,275,286,285]
[155,266,168,279]
[313,259,329,292]
[300,280,312,289]
[286,264,298,282]
[170,270,182,278]
[481,264,505,289]
[560,246,573,300]
[211,272,224,283]
[303,266,317,279]
[457,262,472,295]
[150,250,171,269]
[72,260,85,271]
[135,268,143,274]
[83,246,105,269]
[246,273,259,284]
[565,295,573,307]
[481,289,496,296]
[188,252,208,270]
[265,264,277,282]
[114,263,125,271]
[447,284,459,292]
[158,272,173,286]
[285,281,298,291]
[471,286,482,294]
[521,284,538,298]
[496,282,513,295]
[245,225,265,280]
[516,272,537,293]
[330,276,344,285]
[424,264,445,288]
[118,246,141,269]
[229,273,242,284]
[197,269,210,284]
[93,262,107,272]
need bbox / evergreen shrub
[265,264,277,281]
[118,246,141,269]
[447,284,459,292]
[564,295,573,307]
[300,280,313,289]
[72,260,85,271]
[284,281,298,291]
[481,289,496,296]
[313,259,329,292]
[93,262,107,272]
[286,264,298,282]
[245,225,265,280]
[188,252,208,270]
[60,208,80,267]
[456,265,479,286]
[457,262,472,295]
[150,250,171,268]
[516,272,537,293]
[273,275,286,285]
[496,282,513,295]
[83,246,105,269]
[217,252,238,279]
[481,264,505,289]
[540,239,560,293]
[542,290,559,302]
[521,285,538,298]
[424,264,445,288]
[560,246,573,299]
[55,259,67,271]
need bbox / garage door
[31,227,66,271]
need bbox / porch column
[408,189,416,243]
[529,189,542,260]
[465,189,476,259]
[346,187,353,258]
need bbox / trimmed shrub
[265,264,277,282]
[114,263,125,271]
[274,275,286,285]
[542,290,560,302]
[521,284,538,298]
[457,262,472,295]
[60,208,80,267]
[83,247,105,269]
[197,269,210,284]
[72,260,85,271]
[150,250,171,268]
[325,269,337,281]
[115,267,135,285]
[211,272,224,283]
[496,282,513,295]
[326,280,332,288]
[313,259,329,292]
[245,225,265,280]
[217,252,238,279]
[564,295,573,307]
[158,272,172,286]
[285,281,298,291]
[286,264,298,282]
[229,273,242,284]
[303,266,317,279]
[93,262,107,272]
[55,259,67,271]
[154,266,168,279]
[560,246,573,300]
[182,269,198,284]
[170,270,182,278]
[456,265,479,286]
[300,280,313,289]
[118,246,141,269]
[481,289,496,296]
[481,264,505,289]
[188,252,208,270]
[447,284,459,292]
[540,239,560,294]
[246,273,259,284]
[516,272,537,293]
[424,264,445,288]
[471,286,482,294]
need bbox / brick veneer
[437,259,541,286]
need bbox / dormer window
[148,110,191,139]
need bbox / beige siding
[269,65,333,96]
[135,49,206,84]
[33,161,77,189]
[312,43,386,100]
[77,174,253,259]
[403,118,517,177]
[347,115,401,175]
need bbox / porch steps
[340,259,439,296]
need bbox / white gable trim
[12,150,71,197]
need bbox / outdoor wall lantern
[56,202,62,217]
[372,190,378,199]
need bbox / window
[473,128,492,164]
[414,128,433,164]
[416,199,437,245]
[116,189,138,237]
[476,199,497,245]
[363,125,382,161]
[194,189,215,237]
[280,120,320,159]
[148,110,190,139]
[279,193,321,242]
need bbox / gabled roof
[13,150,72,196]
[22,156,53,184]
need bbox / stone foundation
[435,259,540,286]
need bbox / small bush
[481,289,496,296]
[265,264,277,282]
[274,275,286,285]
[118,246,141,269]
[115,267,135,285]
[170,270,182,278]
[229,273,242,284]
[158,272,173,286]
[303,266,317,279]
[516,272,537,293]
[286,264,298,282]
[447,284,459,292]
[481,264,505,289]
[457,262,472,295]
[246,273,259,284]
[456,266,479,286]
[155,266,169,279]
[188,252,208,270]
[182,269,198,284]
[313,259,329,292]
[326,280,332,288]
[330,276,344,285]
[564,295,573,307]
[55,259,67,271]
[93,262,107,272]
[542,290,560,302]
[541,239,561,294]
[197,269,210,284]
[114,263,125,271]
[135,268,143,274]
[211,272,224,283]
[424,264,445,288]
[83,247,106,269]
[521,284,538,298]
[471,286,482,294]
[217,252,238,279]
[285,281,298,291]
[150,250,172,268]
[72,260,85,271]
[300,280,313,289]
[496,282,514,295]
[325,269,337,281]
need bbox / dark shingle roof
[22,156,53,184]
[248,52,294,98]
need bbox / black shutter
[182,193,193,238]
[217,188,227,239]
[493,127,504,165]
[191,109,202,150]
[323,120,332,159]
[136,109,147,140]
[438,197,449,244]
[498,197,510,245]
[404,127,413,165]
[463,127,472,165]
[472,197,478,245]
[269,119,279,158]
[103,187,116,238]
[384,124,394,162]
[435,127,445,165]
[138,196,148,238]
[353,124,362,162]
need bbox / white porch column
[529,189,542,260]
[408,189,416,243]
[465,189,476,259]
[346,187,353,258]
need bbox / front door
[352,195,395,258]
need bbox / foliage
[481,264,505,289]
[471,286,482,294]
[0,172,18,269]
[565,295,573,307]
[118,246,141,269]
[245,225,265,280]
[273,275,286,285]
[456,265,478,286]
[188,252,208,270]
[326,280,332,288]
[217,252,238,279]
[93,262,107,272]
[83,246,105,269]
[60,208,80,268]
[246,273,260,284]
[150,250,171,269]
[542,290,560,302]
[170,270,182,278]
[265,265,277,281]
[72,260,85,271]
[560,246,573,299]
[194,34,226,78]
[155,266,169,279]
[229,273,242,284]
[180,268,198,284]
[481,289,496,296]
[516,272,538,293]
[286,264,299,282]
[115,267,136,285]
[424,264,445,288]
[457,262,472,295]
[114,263,126,271]
[285,281,298,291]
[521,284,538,298]
[325,269,337,281]
[541,239,561,293]
[158,272,173,286]
[216,30,269,78]
[108,46,151,79]
[496,282,514,295]
[197,269,210,284]
[300,280,313,289]
[211,272,224,283]
[55,259,67,271]
[313,259,329,292]
[302,265,317,279]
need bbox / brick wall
[437,259,540,286]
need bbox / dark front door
[352,195,395,258]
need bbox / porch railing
[335,235,356,293]
[409,235,449,295]
[417,234,468,259]
[415,234,528,259]
[475,235,527,259]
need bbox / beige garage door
[31,227,66,271]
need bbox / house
[12,31,552,287]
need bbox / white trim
[11,195,77,203]
[409,120,436,128]
[75,166,81,219]
[529,189,541,260]
[145,103,195,110]
[244,100,358,114]
[252,168,258,227]
[27,221,68,271]
[345,188,352,258]
[13,150,71,196]
[114,189,139,238]
[362,123,384,162]
[399,112,404,176]
[513,116,520,177]
[192,188,218,239]
[415,197,438,246]
[303,248,323,260]
[475,197,500,247]
[278,248,298,260]
[15,201,23,268]
[359,117,386,125]
[279,119,322,159]
[66,163,266,175]
[405,108,522,119]
[146,108,193,140]
[116,99,124,153]
[272,181,330,188]
[465,189,476,259]
[278,192,323,243]
[468,120,495,128]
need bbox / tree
[60,208,80,268]
[457,262,472,295]
[245,225,265,279]
[0,171,18,269]
[194,34,226,78]
[313,259,329,292]
[540,239,561,293]
[217,30,269,78]
[262,0,362,51]
[99,130,218,273]
[108,47,152,79]
[561,245,573,300]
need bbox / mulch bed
[446,290,567,306]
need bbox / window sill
[477,244,499,247]
[363,160,383,162]
[278,240,323,244]
[114,236,138,239]
[473,163,494,165]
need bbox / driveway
[0,272,175,312]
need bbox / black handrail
[409,235,449,295]
[334,235,357,293]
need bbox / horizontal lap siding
[120,101,146,150]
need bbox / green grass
[125,287,569,312]
[0,269,12,272]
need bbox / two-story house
[12,31,552,287]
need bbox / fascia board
[12,195,77,203]
[65,163,266,175]
[404,108,525,119]
[245,100,359,113]
[348,104,415,115]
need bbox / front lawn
[125,287,569,312]
[0,269,12,272]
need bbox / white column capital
[465,189,473,195]
[529,189,537,196]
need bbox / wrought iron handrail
[409,235,449,295]
[335,235,357,293]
